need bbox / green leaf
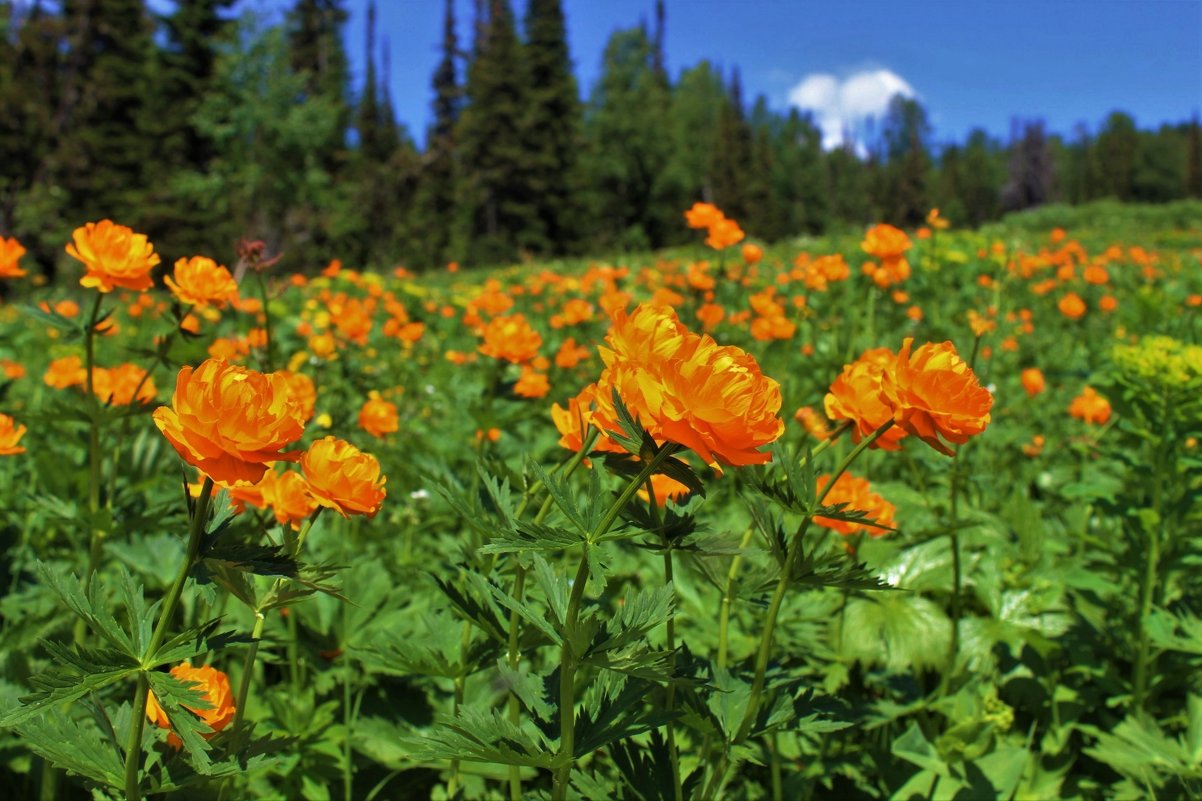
[892,722,949,776]
[15,712,124,787]
[0,643,139,727]
[478,520,586,555]
[144,670,216,773]
[407,708,556,768]
[574,674,676,757]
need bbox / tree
[879,95,932,225]
[1095,111,1139,200]
[1001,119,1055,211]
[456,0,541,265]
[958,129,1002,225]
[709,68,753,221]
[1185,117,1202,198]
[774,108,829,234]
[664,60,725,210]
[522,0,582,255]
[580,26,673,251]
[412,0,462,268]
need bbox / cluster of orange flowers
[825,338,993,456]
[860,224,912,289]
[155,358,386,518]
[553,303,783,469]
[684,202,746,250]
[814,473,896,538]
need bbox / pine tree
[1095,111,1138,200]
[879,95,931,225]
[959,129,1001,225]
[412,0,461,268]
[456,0,541,265]
[1001,119,1055,211]
[51,0,159,224]
[774,108,829,235]
[709,68,753,220]
[581,25,673,250]
[664,60,725,209]
[523,0,581,255]
[1185,116,1202,198]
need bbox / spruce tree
[664,61,725,209]
[581,25,673,250]
[523,0,581,255]
[456,0,540,265]
[1187,116,1202,198]
[413,0,461,268]
[709,69,753,220]
[959,129,1001,225]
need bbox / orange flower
[554,337,590,369]
[705,217,745,250]
[44,356,88,389]
[1099,294,1118,313]
[0,359,24,380]
[684,202,724,229]
[926,208,950,230]
[793,405,831,440]
[358,394,399,438]
[0,413,27,455]
[1021,434,1045,457]
[514,368,550,399]
[301,436,386,518]
[164,256,239,308]
[742,243,763,265]
[153,359,307,487]
[65,220,159,292]
[696,302,725,330]
[478,314,542,364]
[278,370,317,423]
[0,236,27,278]
[1069,386,1111,425]
[814,472,895,537]
[591,304,783,468]
[551,384,623,455]
[1020,367,1045,397]
[146,662,236,749]
[861,224,912,261]
[92,363,156,406]
[824,348,909,451]
[262,469,318,529]
[881,338,992,456]
[636,472,692,506]
[1058,292,1087,320]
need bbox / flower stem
[718,528,755,670]
[552,444,679,800]
[123,477,213,801]
[76,293,107,646]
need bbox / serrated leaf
[15,712,124,787]
[0,644,138,727]
[407,708,556,768]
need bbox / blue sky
[246,0,1201,149]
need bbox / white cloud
[787,69,916,150]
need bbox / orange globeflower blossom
[881,338,993,456]
[153,359,307,486]
[1058,292,1087,320]
[0,236,27,278]
[0,413,27,455]
[1069,386,1111,425]
[44,355,88,389]
[0,359,24,380]
[278,370,317,423]
[684,202,724,229]
[814,472,896,537]
[861,224,911,261]
[696,302,725,331]
[926,208,950,230]
[590,304,784,468]
[637,472,692,506]
[1099,294,1118,313]
[164,256,239,309]
[358,394,399,438]
[742,243,764,265]
[705,217,745,250]
[554,337,591,369]
[146,662,236,749]
[824,348,909,451]
[301,436,386,518]
[478,314,542,364]
[551,384,623,455]
[1021,434,1046,458]
[65,220,160,292]
[514,368,550,399]
[92,364,156,406]
[794,406,832,440]
[263,469,318,529]
[1021,367,1046,397]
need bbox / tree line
[1,0,1199,275]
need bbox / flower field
[0,200,1201,800]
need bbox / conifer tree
[1187,116,1202,199]
[456,0,541,265]
[413,0,461,268]
[709,69,753,220]
[664,61,725,209]
[581,25,673,250]
[523,0,581,255]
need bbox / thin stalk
[718,528,756,670]
[648,480,683,801]
[506,565,528,801]
[943,450,963,689]
[255,271,276,373]
[123,477,213,801]
[552,445,679,800]
[1134,413,1169,710]
[770,731,783,801]
[76,293,106,645]
[705,422,893,800]
[342,601,354,801]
